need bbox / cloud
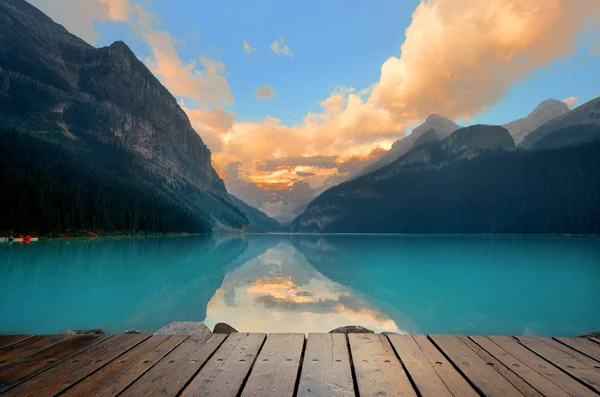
[269,37,293,57]
[369,0,600,121]
[98,0,130,21]
[242,40,255,54]
[562,96,579,108]
[144,32,233,107]
[31,0,600,195]
[257,156,338,173]
[253,85,276,100]
[28,0,111,43]
[215,0,600,190]
[29,0,234,138]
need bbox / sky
[29,0,600,201]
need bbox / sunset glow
[30,0,600,213]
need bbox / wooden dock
[0,333,599,396]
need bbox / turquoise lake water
[0,234,598,336]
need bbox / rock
[154,322,212,337]
[577,331,600,338]
[123,329,142,334]
[329,326,374,334]
[213,322,237,334]
[59,329,105,336]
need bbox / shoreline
[2,231,599,240]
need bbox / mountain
[291,125,600,234]
[530,124,600,151]
[362,114,461,175]
[503,99,569,144]
[520,97,600,149]
[228,195,282,232]
[0,0,249,233]
[369,125,514,180]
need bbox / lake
[0,234,598,336]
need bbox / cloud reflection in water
[204,241,401,333]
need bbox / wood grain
[349,333,417,397]
[0,335,70,368]
[429,334,523,397]
[1,334,148,397]
[0,334,110,393]
[62,335,187,397]
[180,333,266,397]
[515,336,600,393]
[0,335,35,350]
[489,335,598,397]
[470,336,569,397]
[241,333,304,397]
[297,333,355,397]
[387,334,454,397]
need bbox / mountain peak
[109,40,131,51]
[414,113,460,137]
[503,98,570,143]
[530,98,569,116]
[425,113,443,121]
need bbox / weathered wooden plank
[0,334,111,393]
[489,335,598,397]
[590,337,600,346]
[61,335,187,397]
[180,333,266,397]
[458,336,541,397]
[412,335,478,397]
[141,334,227,397]
[515,336,600,393]
[0,335,35,350]
[555,337,600,363]
[546,337,600,366]
[470,336,570,397]
[241,333,304,397]
[296,333,354,397]
[0,335,70,367]
[118,333,216,397]
[541,338,600,368]
[1,334,148,397]
[386,334,454,397]
[349,333,417,397]
[429,334,523,397]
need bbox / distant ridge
[503,99,570,144]
[291,124,600,234]
[521,96,600,149]
[361,114,461,175]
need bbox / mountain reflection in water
[0,234,598,336]
[204,241,401,333]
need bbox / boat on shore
[0,235,39,243]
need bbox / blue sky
[92,0,417,125]
[32,0,600,198]
[88,0,599,128]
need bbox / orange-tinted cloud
[31,0,600,193]
[98,0,130,22]
[217,0,600,188]
[254,85,276,100]
[31,0,234,139]
[369,0,600,121]
[562,96,579,108]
